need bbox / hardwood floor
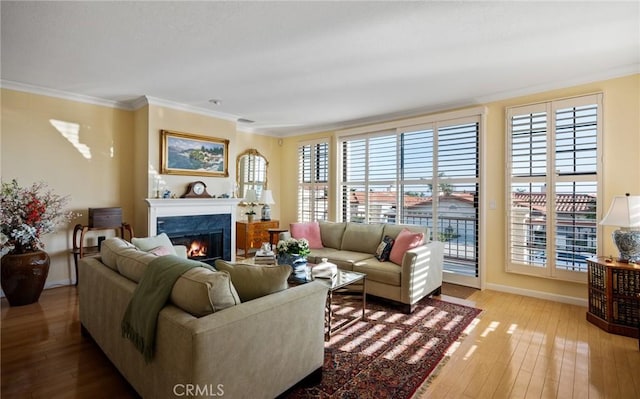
[1,286,138,399]
[2,285,638,398]
[416,289,640,399]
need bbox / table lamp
[260,189,275,221]
[599,193,640,263]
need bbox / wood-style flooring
[2,284,638,398]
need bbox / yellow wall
[483,74,639,300]
[2,74,637,301]
[1,89,134,286]
[0,91,281,286]
[280,74,640,302]
[140,104,281,234]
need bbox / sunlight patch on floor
[481,320,500,337]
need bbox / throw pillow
[290,222,324,249]
[131,233,177,256]
[214,260,292,302]
[375,235,395,262]
[389,228,425,265]
[170,268,240,316]
[148,245,174,256]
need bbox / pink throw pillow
[290,222,324,249]
[148,245,174,256]
[389,228,425,265]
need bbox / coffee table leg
[362,277,367,321]
[325,277,367,340]
[325,290,333,340]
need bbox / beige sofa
[301,222,444,313]
[79,237,328,399]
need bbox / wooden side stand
[586,256,640,341]
[72,223,133,285]
[236,220,279,258]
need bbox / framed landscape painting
[161,130,229,177]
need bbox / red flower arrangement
[1,179,73,254]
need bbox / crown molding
[0,81,250,131]
[0,80,132,110]
[130,96,241,124]
[475,64,640,104]
[3,65,638,138]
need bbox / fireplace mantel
[145,198,241,261]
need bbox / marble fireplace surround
[145,198,241,262]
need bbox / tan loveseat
[302,222,444,313]
[79,237,328,399]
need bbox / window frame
[505,93,603,283]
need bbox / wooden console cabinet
[587,256,640,338]
[236,220,279,257]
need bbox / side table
[72,223,133,285]
[586,256,639,339]
[236,220,279,257]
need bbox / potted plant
[276,237,311,283]
[1,179,73,306]
[245,209,256,223]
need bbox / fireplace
[169,231,223,263]
[157,214,231,265]
[145,198,240,264]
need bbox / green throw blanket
[121,255,213,363]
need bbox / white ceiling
[1,1,639,136]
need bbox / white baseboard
[0,279,74,298]
[485,283,588,308]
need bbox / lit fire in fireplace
[188,240,208,258]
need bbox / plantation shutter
[507,94,601,281]
[298,140,329,222]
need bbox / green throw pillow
[214,260,292,302]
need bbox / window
[506,94,602,281]
[339,112,481,282]
[340,131,397,224]
[298,139,329,221]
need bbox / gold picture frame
[161,130,229,177]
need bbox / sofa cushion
[100,237,136,271]
[170,268,240,316]
[353,259,401,286]
[306,248,341,265]
[341,223,384,254]
[214,260,292,302]
[116,247,159,282]
[319,251,374,271]
[389,228,425,265]
[290,222,323,249]
[319,221,346,249]
[375,235,395,262]
[131,233,177,256]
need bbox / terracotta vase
[1,250,50,306]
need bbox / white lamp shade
[600,195,640,228]
[260,189,275,205]
[244,188,258,203]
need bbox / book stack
[254,250,276,265]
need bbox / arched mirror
[236,149,268,200]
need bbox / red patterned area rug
[283,294,482,399]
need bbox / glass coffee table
[313,269,367,340]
